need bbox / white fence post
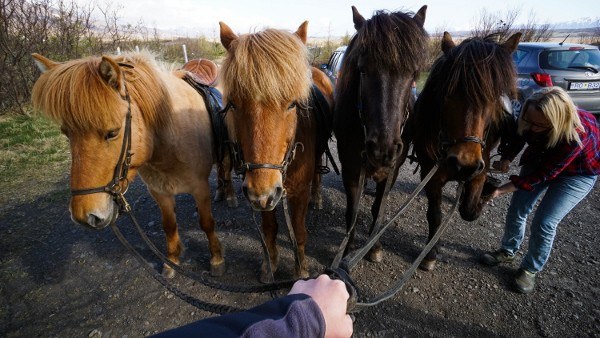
[182,44,188,63]
[116,47,121,55]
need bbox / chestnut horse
[401,32,522,270]
[31,51,236,278]
[333,6,428,262]
[219,21,334,282]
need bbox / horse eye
[105,129,119,140]
[288,102,297,110]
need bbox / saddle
[181,58,218,86]
[180,59,228,163]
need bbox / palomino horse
[333,6,428,262]
[219,21,334,282]
[401,32,522,270]
[31,52,236,277]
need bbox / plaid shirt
[502,109,600,191]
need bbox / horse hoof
[367,248,383,263]
[312,199,323,210]
[294,269,310,280]
[419,259,437,271]
[214,190,225,202]
[259,271,275,284]
[227,197,239,208]
[162,265,176,279]
[210,261,226,277]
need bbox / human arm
[483,181,518,203]
[152,275,352,338]
[510,140,584,191]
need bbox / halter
[221,102,303,180]
[70,82,133,213]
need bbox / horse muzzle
[70,197,119,230]
[242,184,285,212]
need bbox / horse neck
[145,74,213,167]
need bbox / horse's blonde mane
[220,28,311,108]
[32,51,171,133]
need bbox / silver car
[513,42,600,117]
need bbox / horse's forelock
[220,28,311,108]
[347,10,428,73]
[32,52,171,134]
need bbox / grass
[0,111,70,207]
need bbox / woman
[481,87,600,294]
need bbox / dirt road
[2,151,599,337]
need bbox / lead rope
[352,181,463,312]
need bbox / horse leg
[420,179,444,271]
[149,190,183,279]
[310,156,323,210]
[192,182,225,276]
[215,154,239,208]
[342,167,362,256]
[366,180,387,262]
[287,190,311,279]
[259,210,279,283]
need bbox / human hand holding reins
[288,274,353,338]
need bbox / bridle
[70,80,133,213]
[221,102,304,180]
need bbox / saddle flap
[181,59,219,86]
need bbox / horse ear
[502,32,522,53]
[294,21,309,44]
[441,31,456,55]
[413,5,427,27]
[219,21,238,51]
[32,53,59,73]
[351,6,366,31]
[99,56,126,97]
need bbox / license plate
[569,81,600,90]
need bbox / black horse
[333,6,428,262]
[401,32,522,270]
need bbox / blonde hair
[518,86,583,148]
[220,28,311,109]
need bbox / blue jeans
[501,167,597,273]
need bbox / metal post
[182,44,188,63]
[116,47,121,55]
[135,45,140,53]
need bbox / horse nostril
[447,155,461,172]
[242,186,249,199]
[87,213,104,228]
[477,159,486,173]
[365,140,379,157]
[274,186,284,198]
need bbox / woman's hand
[483,182,518,203]
[492,159,511,173]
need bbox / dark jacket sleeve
[152,293,325,338]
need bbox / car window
[540,49,600,71]
[512,49,528,65]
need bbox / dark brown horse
[333,6,428,262]
[219,21,334,282]
[401,32,522,270]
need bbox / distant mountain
[553,17,599,30]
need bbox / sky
[83,0,600,38]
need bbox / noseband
[221,102,304,180]
[70,79,133,213]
